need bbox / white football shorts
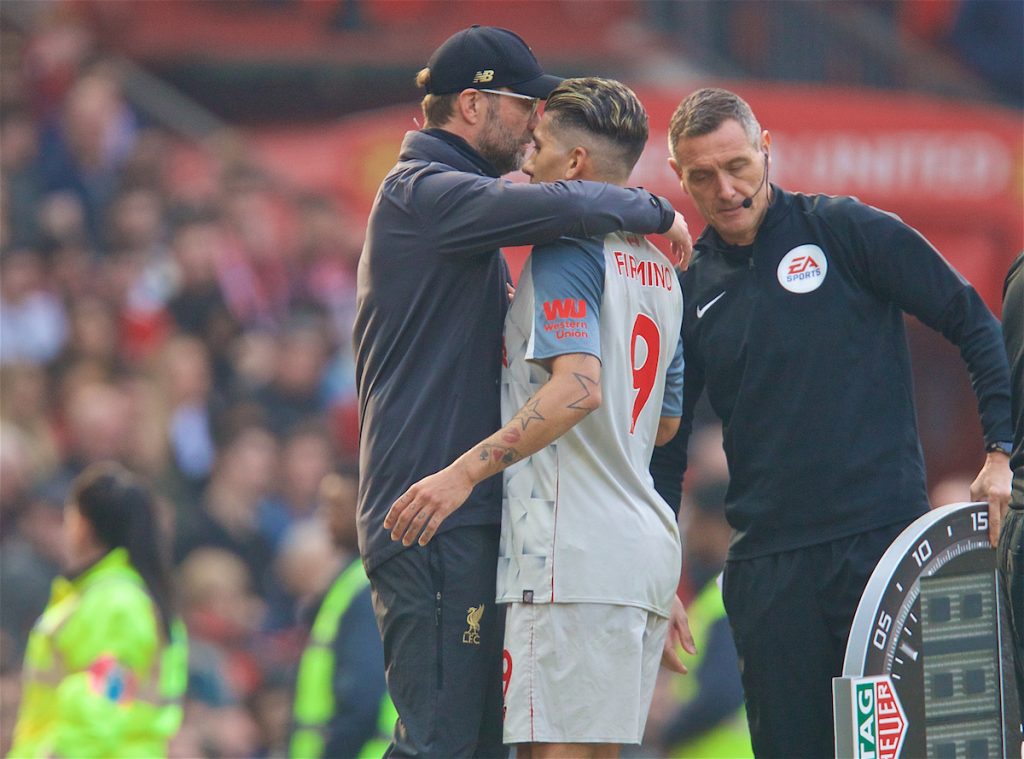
[501,601,668,745]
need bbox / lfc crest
[463,604,484,645]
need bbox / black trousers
[369,525,507,759]
[998,506,1024,728]
[722,520,912,759]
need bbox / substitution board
[833,502,1021,758]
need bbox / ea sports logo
[777,244,828,294]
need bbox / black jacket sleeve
[822,199,1012,445]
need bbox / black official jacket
[651,185,1012,560]
[354,128,676,573]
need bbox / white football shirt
[497,231,684,616]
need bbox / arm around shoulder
[417,170,675,257]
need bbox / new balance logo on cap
[473,70,495,83]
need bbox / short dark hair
[668,87,761,162]
[544,77,648,181]
[416,67,457,128]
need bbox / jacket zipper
[434,590,443,689]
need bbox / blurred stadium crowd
[0,1,1019,757]
[0,13,370,757]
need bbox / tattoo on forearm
[478,444,521,466]
[567,372,599,411]
[513,398,545,430]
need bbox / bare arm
[656,416,681,447]
[384,353,602,546]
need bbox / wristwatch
[985,440,1013,456]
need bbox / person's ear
[565,146,588,180]
[64,503,97,553]
[668,157,690,196]
[456,89,485,126]
[668,156,683,179]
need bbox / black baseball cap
[424,25,564,99]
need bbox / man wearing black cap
[353,25,692,758]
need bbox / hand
[384,465,474,546]
[969,451,1012,547]
[507,282,516,302]
[662,211,693,271]
[660,594,697,674]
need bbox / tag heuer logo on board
[854,677,907,759]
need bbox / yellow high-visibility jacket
[291,559,396,758]
[9,548,188,759]
[669,580,753,759]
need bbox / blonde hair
[416,67,457,128]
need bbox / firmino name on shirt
[613,251,674,291]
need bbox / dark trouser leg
[722,521,910,759]
[818,521,913,684]
[369,526,508,759]
[724,549,838,758]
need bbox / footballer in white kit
[499,224,684,745]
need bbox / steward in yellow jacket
[9,464,188,759]
[290,558,395,758]
[290,473,395,758]
[664,579,752,758]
